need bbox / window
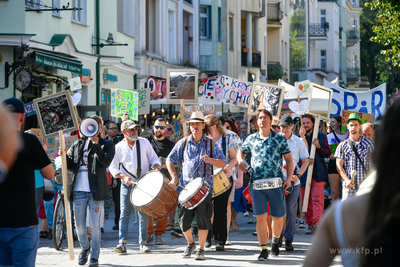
[184,0,192,5]
[25,0,40,9]
[229,15,234,50]
[352,19,357,30]
[352,55,357,68]
[200,6,211,39]
[53,0,60,17]
[321,50,327,71]
[320,9,326,30]
[72,0,87,25]
[117,0,134,37]
[218,7,221,41]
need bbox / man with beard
[249,116,259,134]
[167,111,226,260]
[335,113,374,200]
[109,120,161,253]
[147,118,175,245]
[105,121,124,230]
[237,109,293,260]
[299,114,330,235]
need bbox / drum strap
[118,139,141,180]
[204,139,214,177]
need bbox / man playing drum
[237,108,294,261]
[109,120,161,253]
[167,111,226,260]
[147,118,176,245]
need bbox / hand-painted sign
[24,101,36,117]
[136,88,150,114]
[111,88,138,120]
[148,75,167,100]
[341,110,374,134]
[180,104,216,122]
[323,80,386,122]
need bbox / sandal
[232,221,239,231]
[166,224,174,231]
[39,231,49,239]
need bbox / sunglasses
[225,126,231,130]
[154,126,166,130]
[128,127,140,132]
[271,125,281,130]
[109,127,118,130]
[167,128,173,132]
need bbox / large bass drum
[130,171,178,221]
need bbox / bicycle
[52,188,77,250]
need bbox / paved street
[35,207,343,266]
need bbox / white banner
[323,79,386,122]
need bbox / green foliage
[365,0,400,66]
[267,64,284,80]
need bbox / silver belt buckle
[253,178,282,190]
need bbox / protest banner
[148,75,167,100]
[136,88,150,114]
[111,88,139,120]
[247,82,284,118]
[179,104,216,122]
[341,110,374,134]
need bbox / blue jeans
[119,184,148,245]
[283,185,300,242]
[0,225,39,267]
[73,191,103,259]
[44,180,63,230]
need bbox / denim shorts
[178,194,213,232]
[249,184,286,218]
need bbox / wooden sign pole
[302,114,320,212]
[59,130,74,260]
[297,96,304,127]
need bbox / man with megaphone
[59,115,115,267]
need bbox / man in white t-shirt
[109,120,161,254]
[279,115,309,252]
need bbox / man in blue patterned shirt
[238,109,294,261]
[167,111,225,260]
[335,113,374,200]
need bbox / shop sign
[80,75,91,83]
[103,69,118,84]
[34,52,82,74]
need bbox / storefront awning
[34,51,82,74]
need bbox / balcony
[267,3,283,24]
[309,23,328,40]
[347,67,360,84]
[346,29,360,46]
[241,51,262,68]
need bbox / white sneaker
[140,245,150,253]
[225,240,232,245]
[244,211,249,217]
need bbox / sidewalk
[36,207,343,266]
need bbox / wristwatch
[296,173,302,179]
[317,145,321,149]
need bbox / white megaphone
[80,117,101,137]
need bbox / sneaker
[192,227,198,237]
[155,235,163,245]
[305,225,314,234]
[147,234,154,244]
[114,243,127,253]
[271,243,280,256]
[182,242,196,258]
[78,247,91,265]
[140,245,150,253]
[194,249,205,260]
[88,258,99,267]
[101,227,104,234]
[171,229,184,238]
[247,217,255,224]
[215,243,225,251]
[225,240,232,246]
[252,231,257,236]
[299,219,306,229]
[285,240,294,251]
[112,225,119,230]
[278,235,283,247]
[258,249,269,261]
[244,211,249,217]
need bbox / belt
[252,177,282,190]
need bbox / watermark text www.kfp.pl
[329,247,382,256]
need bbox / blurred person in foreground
[304,99,400,267]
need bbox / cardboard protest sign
[111,88,139,120]
[247,82,284,117]
[308,83,333,121]
[341,110,374,134]
[219,75,252,107]
[295,80,311,98]
[136,88,150,115]
[167,69,198,103]
[180,104,216,122]
[198,76,221,102]
[148,76,167,100]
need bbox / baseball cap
[2,97,25,114]
[345,113,362,124]
[234,113,244,119]
[121,120,137,131]
[249,115,257,122]
[279,114,293,126]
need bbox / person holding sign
[0,98,54,267]
[167,112,226,260]
[334,113,374,200]
[237,109,293,260]
[61,115,115,267]
[299,114,330,235]
[327,115,348,201]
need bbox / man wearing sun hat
[335,113,375,200]
[167,111,226,260]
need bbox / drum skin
[212,168,231,197]
[130,171,178,221]
[178,178,210,210]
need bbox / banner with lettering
[323,80,386,122]
[111,88,139,120]
[148,75,167,100]
[180,104,216,122]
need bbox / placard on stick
[167,69,198,103]
[341,110,374,134]
[111,88,139,120]
[180,104,216,122]
[247,82,285,118]
[307,83,333,121]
